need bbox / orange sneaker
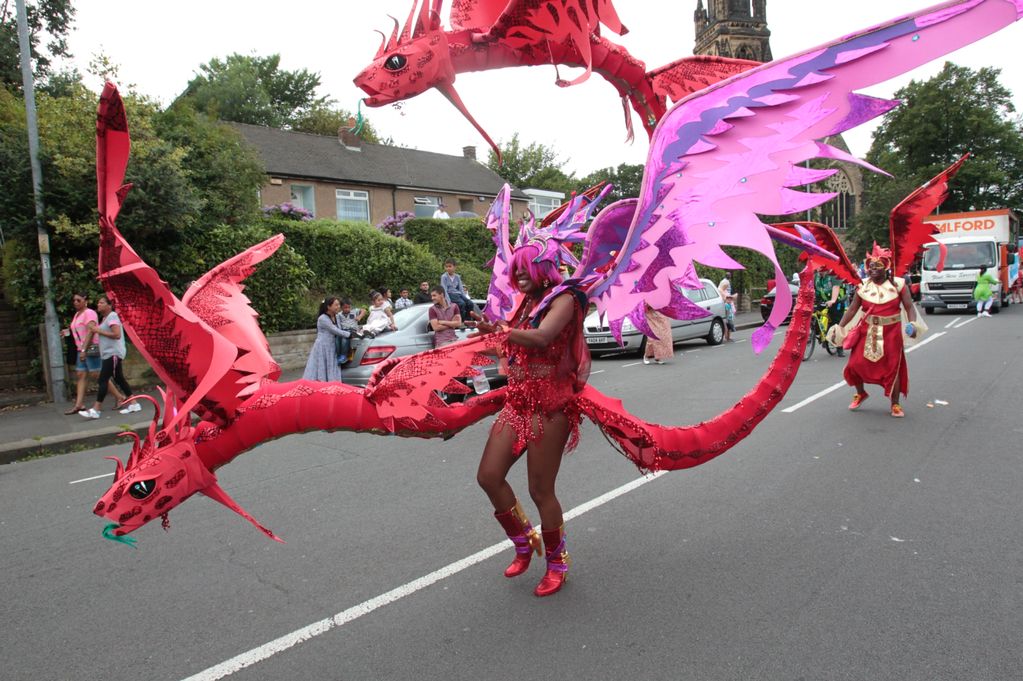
[890,404,905,418]
[848,392,869,410]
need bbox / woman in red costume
[473,243,590,597]
[835,244,918,418]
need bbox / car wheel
[635,336,647,356]
[924,307,934,316]
[706,318,725,345]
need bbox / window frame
[336,189,370,222]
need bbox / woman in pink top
[65,292,101,414]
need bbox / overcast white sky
[61,0,1023,176]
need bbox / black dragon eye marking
[128,479,157,500]
[384,54,408,71]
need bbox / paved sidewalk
[0,310,766,462]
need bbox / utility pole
[16,0,67,404]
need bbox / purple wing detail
[588,0,1022,353]
[482,185,518,323]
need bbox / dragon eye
[384,54,407,71]
[128,479,157,500]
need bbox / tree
[576,163,644,202]
[175,53,326,128]
[291,103,390,144]
[850,62,1023,252]
[487,133,575,194]
[0,0,75,90]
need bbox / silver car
[582,278,727,356]
[339,301,502,389]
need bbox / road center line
[69,472,114,485]
[782,331,946,413]
[954,316,978,329]
[944,317,961,329]
[589,369,606,375]
[621,361,643,368]
[178,472,667,681]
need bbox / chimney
[462,145,477,161]
[339,118,362,150]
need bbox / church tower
[694,0,772,62]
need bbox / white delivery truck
[919,209,1020,315]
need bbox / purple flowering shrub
[376,211,416,238]
[263,202,314,221]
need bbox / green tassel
[350,100,366,136]
[102,523,137,548]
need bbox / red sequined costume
[843,277,909,398]
[496,290,591,454]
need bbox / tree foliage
[175,53,327,128]
[850,62,1023,252]
[291,103,388,144]
[576,163,644,202]
[487,133,576,193]
[0,0,75,90]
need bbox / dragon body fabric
[352,0,760,157]
[93,0,1023,543]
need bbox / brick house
[232,123,533,224]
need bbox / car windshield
[922,242,996,270]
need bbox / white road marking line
[954,316,978,329]
[621,361,643,367]
[944,317,961,329]
[589,370,606,375]
[782,331,946,413]
[69,472,114,485]
[178,472,667,681]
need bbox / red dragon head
[353,0,501,161]
[93,390,282,545]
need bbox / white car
[582,278,728,356]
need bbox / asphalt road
[2,309,1021,681]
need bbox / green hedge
[402,217,494,298]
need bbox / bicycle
[802,304,837,362]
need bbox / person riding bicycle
[815,271,846,357]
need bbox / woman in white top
[81,296,135,419]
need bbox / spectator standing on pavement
[414,281,432,304]
[303,297,348,382]
[442,259,475,318]
[394,288,414,311]
[64,292,101,415]
[973,266,999,317]
[428,285,462,348]
[80,296,136,419]
[642,304,673,364]
[718,277,736,342]
[815,271,847,357]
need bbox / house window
[459,198,474,214]
[523,188,565,219]
[336,189,370,222]
[413,196,440,218]
[290,185,315,215]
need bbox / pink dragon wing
[889,153,969,276]
[589,0,1023,354]
[96,83,242,427]
[181,235,285,404]
[481,184,520,323]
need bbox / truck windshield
[922,242,996,270]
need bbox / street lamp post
[16,0,67,404]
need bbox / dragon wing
[889,153,970,275]
[647,55,762,102]
[585,0,1022,354]
[181,235,285,404]
[96,83,256,427]
[771,222,861,286]
[450,0,627,86]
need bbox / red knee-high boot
[534,526,569,597]
[494,501,541,578]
